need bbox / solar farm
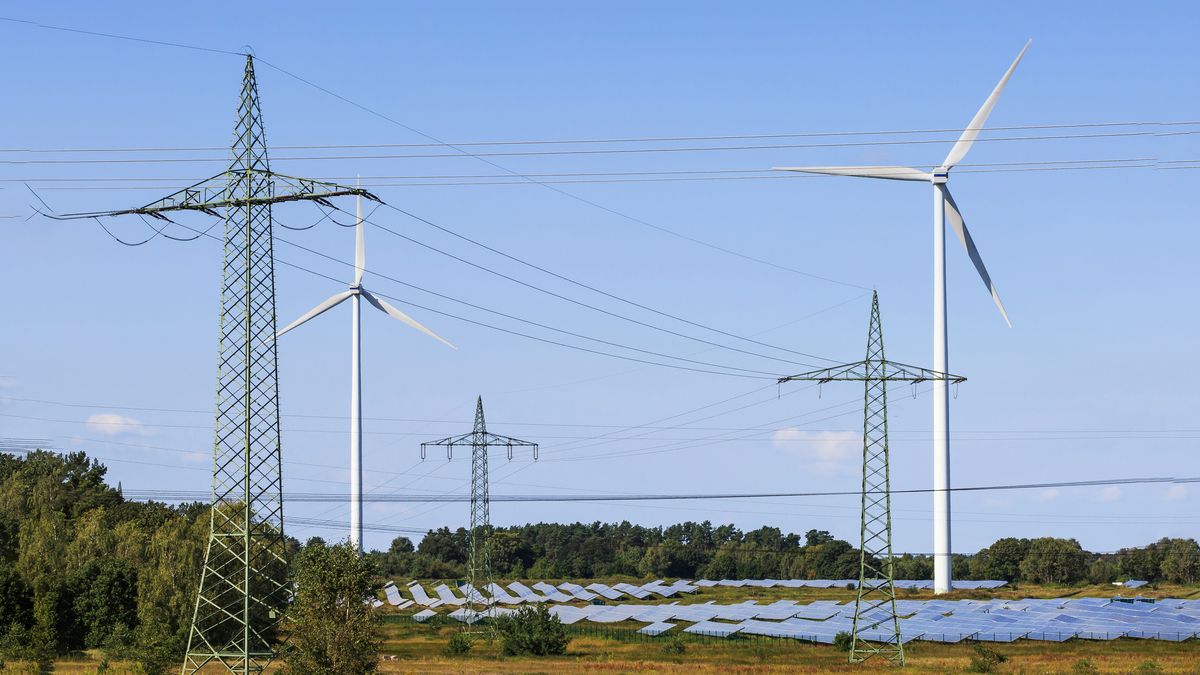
[357,578,1200,672]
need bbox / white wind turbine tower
[776,41,1030,594]
[277,193,455,553]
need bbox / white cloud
[772,428,859,474]
[0,376,15,389]
[1037,489,1061,502]
[85,413,146,436]
[1166,485,1187,501]
[1100,486,1122,502]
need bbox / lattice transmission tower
[778,292,964,666]
[57,55,376,674]
[422,397,537,627]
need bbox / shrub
[659,634,687,655]
[444,631,473,656]
[1134,660,1162,673]
[966,643,1008,673]
[1071,659,1099,674]
[833,631,853,652]
[494,605,569,656]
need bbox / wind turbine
[775,41,1029,594]
[277,193,455,553]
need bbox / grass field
[20,581,1200,673]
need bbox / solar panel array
[384,579,1199,643]
[393,578,1009,608]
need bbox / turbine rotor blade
[939,185,1012,327]
[942,40,1032,169]
[361,289,457,349]
[773,165,932,182]
[275,290,355,339]
[354,190,365,286]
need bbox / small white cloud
[85,413,146,436]
[0,376,16,389]
[1100,486,1122,502]
[1037,489,1061,502]
[772,428,858,474]
[1166,485,1187,501]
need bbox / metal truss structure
[57,55,375,674]
[422,397,537,628]
[778,292,965,666]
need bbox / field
[21,581,1200,674]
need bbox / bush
[966,644,1008,673]
[833,631,853,652]
[1071,659,1099,674]
[659,635,687,655]
[444,631,473,656]
[493,605,569,656]
[1134,661,1162,673]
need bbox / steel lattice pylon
[779,292,964,666]
[57,55,377,674]
[422,397,537,628]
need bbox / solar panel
[585,582,624,600]
[639,621,676,636]
[684,620,743,637]
[412,609,437,622]
[558,582,598,601]
[532,582,575,603]
[433,584,466,606]
[406,582,443,608]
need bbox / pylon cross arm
[778,359,965,384]
[47,170,380,221]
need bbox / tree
[280,541,381,675]
[1019,538,1088,585]
[1159,538,1200,584]
[388,536,414,555]
[72,559,138,648]
[494,604,569,656]
[0,563,32,632]
[970,538,1030,581]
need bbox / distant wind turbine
[277,192,455,553]
[775,40,1030,594]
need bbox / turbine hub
[349,283,362,294]
[932,170,949,185]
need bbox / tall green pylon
[182,55,288,674]
[53,53,378,674]
[778,292,965,666]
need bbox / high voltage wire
[1,14,865,288]
[0,130,1189,165]
[106,474,1200,503]
[0,156,1166,182]
[337,203,842,363]
[33,207,795,379]
[3,122,1196,153]
[6,392,1198,434]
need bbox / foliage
[659,634,687,655]
[1134,660,1162,672]
[1018,538,1088,585]
[494,604,570,656]
[0,450,209,664]
[966,643,1008,672]
[1071,658,1100,674]
[968,538,1029,581]
[444,631,473,655]
[832,631,853,652]
[280,540,381,675]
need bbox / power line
[105,474,1200,503]
[3,122,1195,153]
[0,156,1163,182]
[64,211,784,379]
[0,131,1191,165]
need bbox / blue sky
[1,2,1197,555]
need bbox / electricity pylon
[778,292,964,666]
[56,55,377,674]
[422,397,537,628]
